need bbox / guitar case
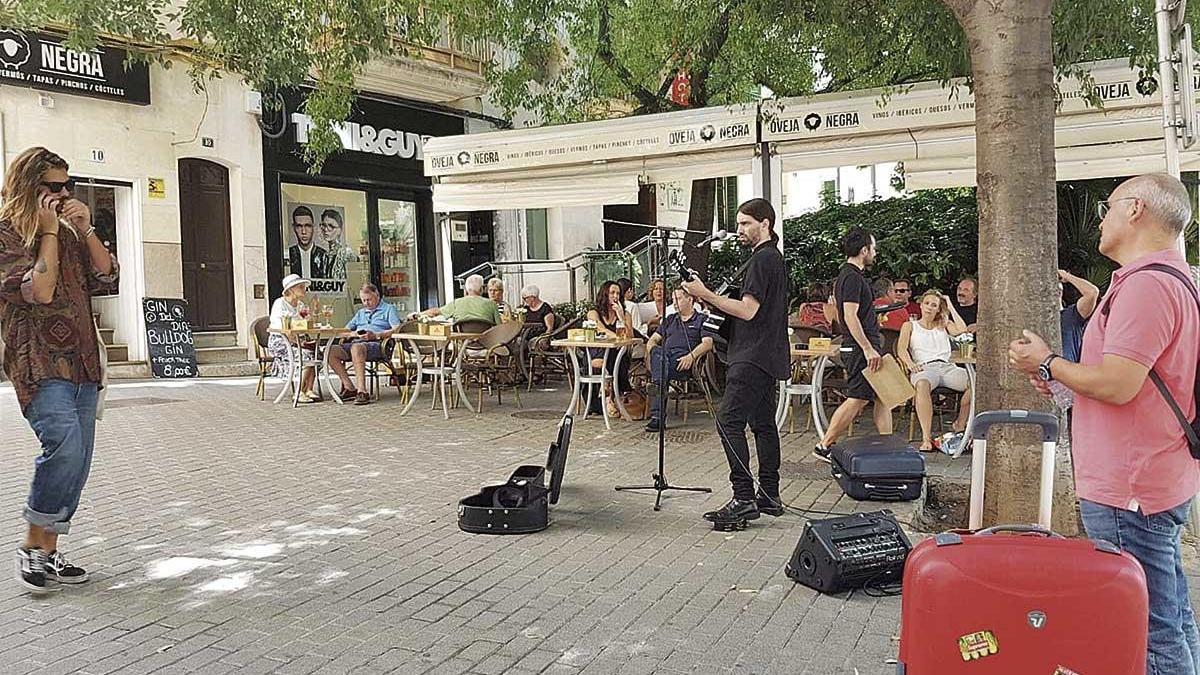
[458,415,573,534]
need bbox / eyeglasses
[1097,196,1138,219]
[40,180,74,193]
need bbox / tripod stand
[612,223,710,510]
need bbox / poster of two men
[285,203,355,281]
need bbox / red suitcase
[896,410,1148,674]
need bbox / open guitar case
[457,415,573,534]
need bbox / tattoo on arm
[34,260,47,274]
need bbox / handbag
[607,389,648,420]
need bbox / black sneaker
[644,417,663,432]
[16,547,56,595]
[44,550,88,584]
[812,444,832,464]
[755,492,786,517]
[702,499,760,523]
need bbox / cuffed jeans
[1080,499,1200,675]
[22,379,99,535]
[717,363,780,501]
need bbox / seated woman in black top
[520,283,556,336]
[581,280,632,413]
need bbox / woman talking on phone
[0,147,119,594]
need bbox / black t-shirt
[954,301,978,326]
[728,241,790,380]
[834,262,880,348]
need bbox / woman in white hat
[268,274,320,402]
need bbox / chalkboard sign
[142,298,198,378]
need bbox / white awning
[432,173,641,211]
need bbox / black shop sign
[143,298,198,378]
[0,28,151,105]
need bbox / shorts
[910,360,970,391]
[336,340,390,361]
[842,344,879,401]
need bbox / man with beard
[814,226,894,461]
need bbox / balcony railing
[392,16,492,76]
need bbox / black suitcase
[829,434,925,501]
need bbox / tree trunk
[685,177,717,274]
[943,0,1078,533]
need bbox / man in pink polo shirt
[1010,173,1200,675]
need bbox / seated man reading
[644,287,714,431]
[328,283,402,406]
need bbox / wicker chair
[251,316,273,401]
[527,315,578,391]
[460,321,525,412]
[651,350,716,423]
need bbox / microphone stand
[613,223,711,510]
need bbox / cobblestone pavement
[0,377,1192,674]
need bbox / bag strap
[1102,263,1200,447]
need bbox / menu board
[142,298,198,378]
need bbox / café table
[269,326,349,408]
[777,344,839,433]
[551,336,641,430]
[394,331,483,419]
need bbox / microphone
[695,230,734,247]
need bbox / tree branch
[595,0,663,112]
[688,0,746,106]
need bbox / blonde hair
[487,277,504,291]
[918,289,949,322]
[0,147,69,249]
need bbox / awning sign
[424,105,757,177]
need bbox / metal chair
[527,315,578,390]
[251,316,273,401]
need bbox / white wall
[0,61,267,359]
[782,162,902,217]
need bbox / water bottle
[1048,380,1074,410]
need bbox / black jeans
[718,362,781,501]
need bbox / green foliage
[552,301,588,323]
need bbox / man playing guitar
[683,198,790,524]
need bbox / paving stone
[0,378,1192,675]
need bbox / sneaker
[44,550,88,584]
[16,548,56,594]
[354,392,372,406]
[812,444,832,464]
[755,492,786,517]
[644,417,663,432]
[702,499,760,523]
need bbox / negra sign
[0,28,150,105]
[143,298,198,378]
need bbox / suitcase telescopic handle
[970,410,1059,441]
[975,524,1063,538]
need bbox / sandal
[339,387,359,400]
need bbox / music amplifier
[785,510,912,594]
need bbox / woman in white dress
[896,290,971,450]
[268,274,320,403]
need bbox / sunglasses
[894,288,911,293]
[40,180,75,193]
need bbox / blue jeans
[1080,499,1200,675]
[648,349,685,418]
[22,379,99,535]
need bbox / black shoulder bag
[1101,263,1200,459]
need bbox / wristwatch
[1037,354,1061,382]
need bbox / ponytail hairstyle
[0,147,69,249]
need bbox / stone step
[105,344,129,362]
[107,361,151,379]
[198,361,260,378]
[194,331,238,349]
[196,345,249,365]
[107,360,259,379]
[98,328,115,345]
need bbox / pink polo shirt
[1072,249,1200,514]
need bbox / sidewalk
[0,377,1189,674]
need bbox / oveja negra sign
[0,28,150,105]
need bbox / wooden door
[179,159,235,331]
